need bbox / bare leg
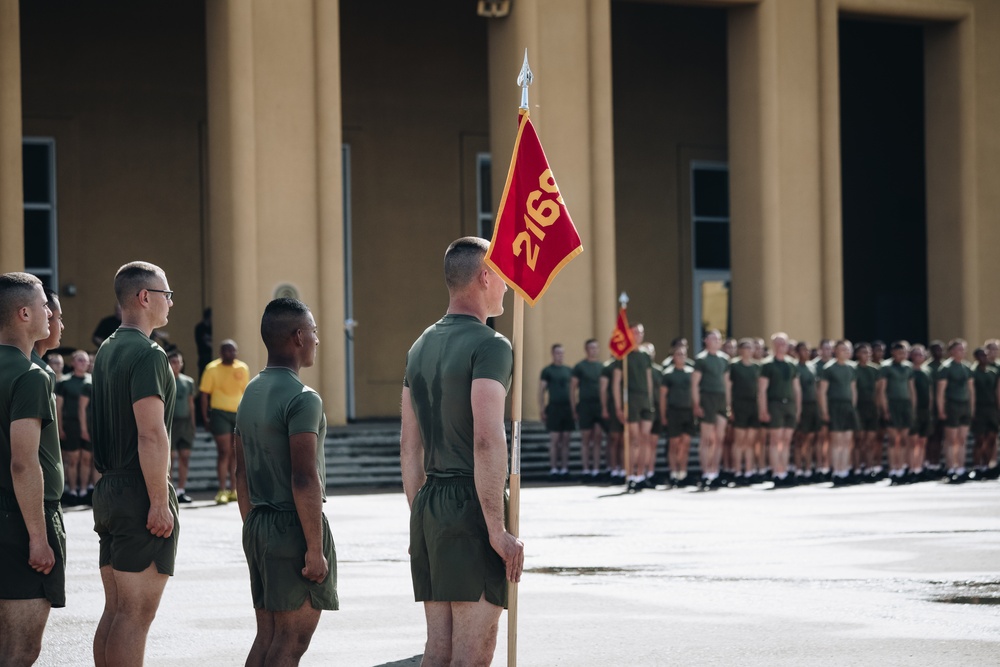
[94,565,117,667]
[177,449,191,490]
[590,425,604,472]
[698,423,716,479]
[607,432,621,473]
[259,599,322,667]
[712,417,727,474]
[422,601,453,666]
[449,594,503,667]
[62,449,80,495]
[579,428,593,473]
[558,432,571,471]
[0,598,51,667]
[216,433,234,490]
[246,609,275,667]
[97,563,169,666]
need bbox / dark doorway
[839,18,927,345]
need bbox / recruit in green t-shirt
[571,360,603,404]
[936,359,972,403]
[540,364,572,406]
[404,314,512,478]
[0,345,64,501]
[821,360,856,402]
[797,361,817,403]
[92,328,176,473]
[235,367,327,511]
[729,360,760,400]
[761,356,797,401]
[661,365,693,409]
[694,350,729,395]
[879,360,914,402]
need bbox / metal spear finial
[619,292,629,308]
[517,49,533,110]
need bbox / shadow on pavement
[373,656,422,666]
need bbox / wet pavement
[39,479,1000,666]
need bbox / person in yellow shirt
[199,339,250,504]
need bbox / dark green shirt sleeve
[287,391,324,436]
[473,336,513,392]
[12,370,55,428]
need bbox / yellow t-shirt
[199,359,251,413]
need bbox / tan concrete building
[2,0,998,421]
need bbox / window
[23,138,57,290]
[476,152,493,239]
[691,162,730,347]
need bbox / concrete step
[177,424,979,492]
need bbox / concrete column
[206,0,345,420]
[0,0,23,271]
[205,0,260,371]
[818,0,844,339]
[925,16,978,340]
[588,0,617,343]
[314,0,347,423]
[728,0,825,342]
[727,1,782,338]
[489,0,613,419]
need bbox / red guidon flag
[609,308,637,360]
[485,109,583,306]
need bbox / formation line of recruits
[1,241,525,667]
[540,329,1000,491]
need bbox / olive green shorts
[61,419,92,452]
[856,400,879,432]
[544,402,574,433]
[243,507,339,612]
[576,400,603,430]
[665,407,696,438]
[209,409,237,437]
[626,398,653,424]
[886,400,913,430]
[796,402,820,433]
[93,471,179,575]
[910,409,932,437]
[944,400,971,428]
[604,400,623,433]
[828,400,858,433]
[0,495,66,607]
[700,392,727,422]
[972,405,999,435]
[731,397,759,429]
[171,418,195,450]
[767,399,797,430]
[410,476,507,608]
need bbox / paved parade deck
[40,480,1000,666]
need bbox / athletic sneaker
[226,488,238,502]
[214,489,230,504]
[177,492,193,504]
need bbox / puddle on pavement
[526,566,636,576]
[929,580,1000,606]
[934,596,1000,606]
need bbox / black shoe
[81,489,94,506]
[831,475,849,487]
[947,471,969,484]
[984,466,1000,481]
[61,492,79,507]
[177,492,193,504]
[626,479,641,493]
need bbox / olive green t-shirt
[601,359,619,406]
[31,349,57,391]
[174,373,195,420]
[694,350,729,395]
[540,364,572,406]
[0,345,64,501]
[404,314,512,478]
[972,363,998,407]
[879,360,914,402]
[56,373,91,425]
[821,360,856,402]
[728,360,760,400]
[798,361,817,403]
[623,349,652,402]
[235,367,327,511]
[662,365,693,408]
[855,363,880,404]
[571,360,603,404]
[912,365,932,411]
[92,327,176,472]
[761,356,797,401]
[650,362,663,416]
[935,359,972,403]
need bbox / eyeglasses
[139,288,173,300]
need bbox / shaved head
[0,272,43,326]
[114,261,165,307]
[444,237,489,291]
[261,298,311,352]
